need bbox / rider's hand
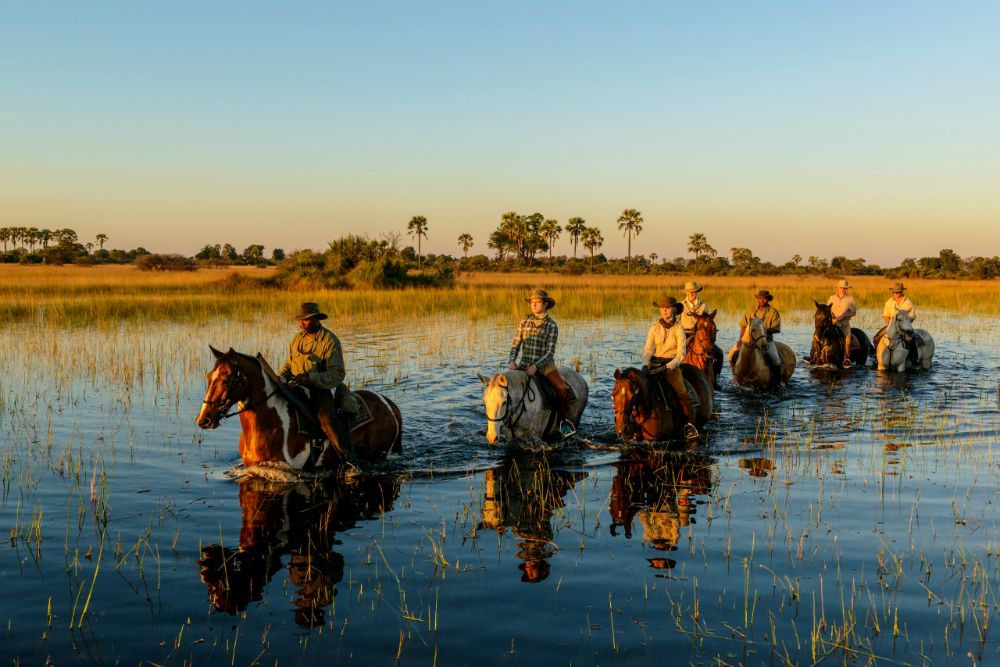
[526,364,538,377]
[508,361,518,371]
[294,373,310,385]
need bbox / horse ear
[709,309,717,319]
[614,368,622,380]
[210,345,224,359]
[814,300,823,309]
[477,373,489,385]
[498,374,508,387]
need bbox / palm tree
[581,227,604,272]
[617,209,643,273]
[687,232,717,266]
[39,229,52,249]
[26,227,39,252]
[407,215,429,268]
[565,217,586,259]
[0,228,10,252]
[540,219,561,260]
[457,233,474,258]
[96,233,109,250]
[500,211,526,264]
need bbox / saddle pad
[345,393,374,433]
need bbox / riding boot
[842,332,854,369]
[906,338,920,367]
[678,395,699,439]
[318,405,356,466]
[766,341,783,388]
[544,369,575,438]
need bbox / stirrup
[558,420,576,438]
[684,424,699,440]
[842,359,853,369]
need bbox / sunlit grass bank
[2,265,998,327]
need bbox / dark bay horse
[683,311,724,388]
[198,474,399,626]
[612,365,713,442]
[196,347,402,470]
[805,301,873,369]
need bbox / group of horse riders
[281,280,918,453]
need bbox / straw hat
[683,281,704,293]
[291,302,328,320]
[524,288,556,309]
[835,279,851,289]
[651,296,684,314]
[888,282,907,293]
[754,290,774,301]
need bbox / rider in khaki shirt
[827,279,857,369]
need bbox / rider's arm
[667,327,686,369]
[766,310,781,335]
[508,318,526,366]
[641,324,656,367]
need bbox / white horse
[478,368,589,447]
[877,310,934,371]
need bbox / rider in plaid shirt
[508,288,575,438]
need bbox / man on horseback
[508,289,575,438]
[279,302,359,462]
[737,289,783,387]
[827,279,857,369]
[881,282,918,365]
[642,296,698,440]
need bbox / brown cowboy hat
[888,282,907,293]
[683,280,704,293]
[651,295,684,314]
[754,290,774,301]
[291,302,328,320]
[524,288,556,309]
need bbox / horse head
[612,368,647,439]
[887,309,914,342]
[196,346,257,429]
[741,317,770,353]
[813,301,834,332]
[479,372,511,445]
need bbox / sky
[2,1,999,265]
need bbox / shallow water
[1,311,998,665]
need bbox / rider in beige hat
[642,296,698,439]
[826,279,857,369]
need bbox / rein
[204,361,280,420]
[486,375,538,431]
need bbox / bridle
[614,373,659,441]
[202,359,279,421]
[485,375,537,431]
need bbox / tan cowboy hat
[683,281,704,293]
[835,279,851,289]
[291,302,328,320]
[754,289,774,301]
[524,288,556,309]
[888,282,907,293]
[651,296,684,314]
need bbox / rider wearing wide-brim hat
[680,281,708,333]
[735,290,783,383]
[279,302,359,462]
[642,296,698,439]
[878,281,918,365]
[826,279,858,369]
[508,288,575,438]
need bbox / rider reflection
[197,474,399,627]
[479,456,585,583]
[607,451,715,574]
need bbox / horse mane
[620,367,653,411]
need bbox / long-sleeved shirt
[509,314,558,369]
[883,296,916,321]
[278,326,346,389]
[680,297,708,331]
[826,293,857,321]
[740,305,781,337]
[642,318,686,368]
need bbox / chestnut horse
[728,317,796,390]
[612,365,713,442]
[683,310,724,388]
[198,474,399,626]
[805,301,873,369]
[196,347,402,470]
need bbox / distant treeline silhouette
[2,221,997,279]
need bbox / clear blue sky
[2,1,998,265]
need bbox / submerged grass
[2,265,1000,327]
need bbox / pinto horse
[198,474,399,626]
[196,347,402,470]
[876,311,935,371]
[805,301,873,369]
[683,311,724,388]
[612,365,713,442]
[728,317,796,390]
[478,368,589,447]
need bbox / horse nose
[196,416,213,429]
[486,430,498,445]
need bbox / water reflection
[608,451,716,573]
[197,474,399,627]
[479,456,587,583]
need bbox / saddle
[645,366,700,415]
[531,373,577,411]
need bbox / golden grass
[1,265,998,327]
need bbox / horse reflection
[608,451,715,572]
[479,456,586,583]
[198,474,399,627]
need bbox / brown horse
[683,310,724,388]
[195,347,402,470]
[612,365,713,442]
[804,301,873,369]
[728,317,795,390]
[198,474,399,626]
